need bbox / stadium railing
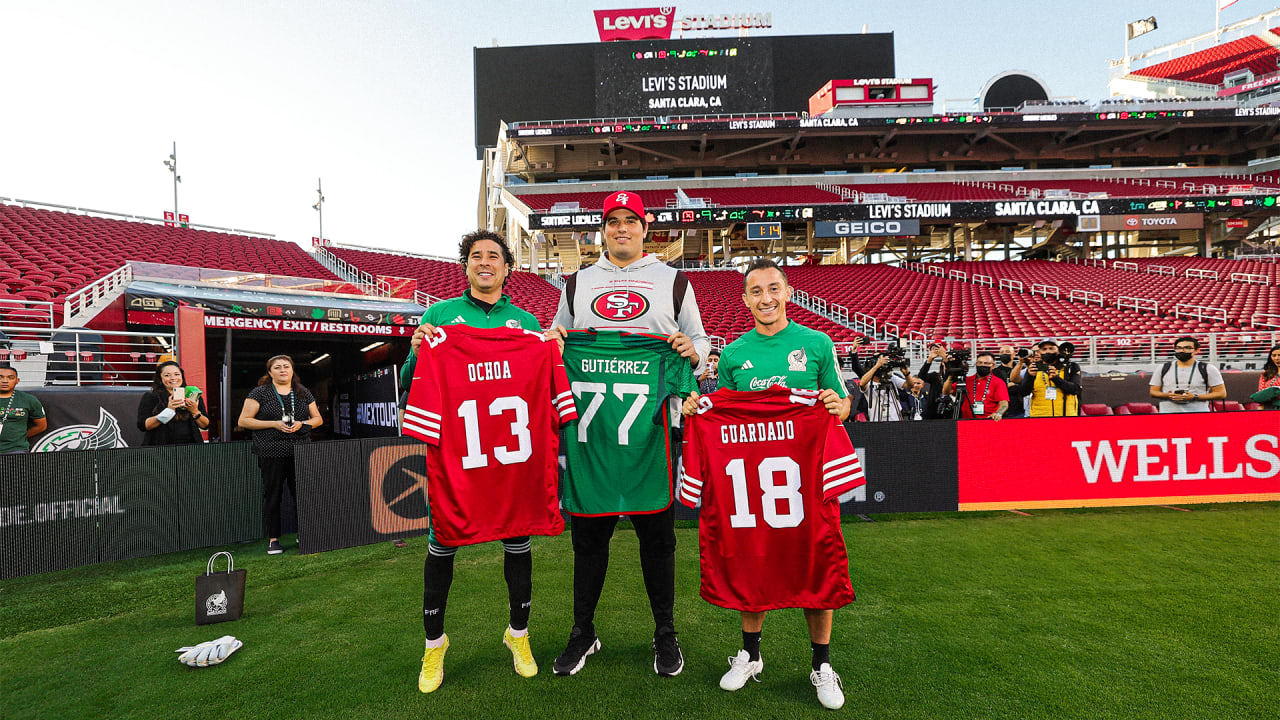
[938,330,1279,368]
[0,298,56,330]
[63,264,133,326]
[0,325,173,386]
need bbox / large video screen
[473,33,895,152]
[595,37,773,117]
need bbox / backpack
[1158,361,1213,409]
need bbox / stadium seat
[1244,402,1264,411]
[1080,403,1114,416]
[1211,401,1246,412]
[1115,402,1159,415]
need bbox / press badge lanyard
[1174,361,1195,391]
[972,376,992,411]
[276,389,295,423]
[0,393,14,434]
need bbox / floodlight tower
[162,141,181,220]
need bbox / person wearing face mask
[1149,337,1225,414]
[992,345,1024,419]
[1018,340,1081,417]
[940,352,1009,421]
[137,360,209,445]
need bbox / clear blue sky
[0,1,1266,260]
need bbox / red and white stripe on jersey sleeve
[821,450,865,501]
[554,390,578,422]
[402,405,442,444]
[678,468,703,508]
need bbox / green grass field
[2,503,1278,720]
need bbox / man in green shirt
[0,365,47,454]
[681,258,851,710]
[403,230,542,694]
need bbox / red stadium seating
[932,260,1275,329]
[1080,403,1114,416]
[1115,402,1159,415]
[0,203,340,322]
[328,247,560,326]
[679,270,858,344]
[1131,35,1280,85]
[1211,400,1246,412]
[784,264,1218,340]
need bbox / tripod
[949,373,968,420]
[869,375,903,422]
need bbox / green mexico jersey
[401,292,540,392]
[0,391,44,453]
[560,330,698,515]
[717,321,848,396]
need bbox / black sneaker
[654,630,684,676]
[267,539,284,555]
[553,627,600,676]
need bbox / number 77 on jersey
[559,330,699,517]
[403,325,578,546]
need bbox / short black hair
[0,363,14,374]
[1174,336,1200,349]
[708,349,722,358]
[976,351,995,361]
[743,258,788,291]
[459,230,515,270]
[1038,340,1058,350]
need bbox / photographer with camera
[858,345,910,421]
[1016,340,1081,417]
[941,352,1009,421]
[913,342,950,417]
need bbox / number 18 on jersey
[680,386,864,612]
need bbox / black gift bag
[196,551,246,625]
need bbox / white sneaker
[719,649,763,691]
[810,663,845,710]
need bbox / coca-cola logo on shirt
[591,290,650,321]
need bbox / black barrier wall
[306,425,958,555]
[1,443,263,578]
[295,437,430,555]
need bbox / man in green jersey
[0,365,46,454]
[681,258,851,710]
[404,230,542,693]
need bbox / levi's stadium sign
[593,7,773,41]
[595,7,676,41]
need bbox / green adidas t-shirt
[561,330,698,515]
[0,390,45,453]
[400,292,541,392]
[717,321,848,397]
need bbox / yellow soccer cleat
[418,635,449,693]
[503,628,538,678]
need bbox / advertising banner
[956,413,1280,510]
[29,388,145,451]
[0,443,261,578]
[815,219,922,237]
[1099,213,1205,231]
[333,366,401,439]
[594,7,675,42]
[839,420,959,514]
[294,437,430,554]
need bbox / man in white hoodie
[547,191,710,678]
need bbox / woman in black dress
[136,361,209,445]
[237,354,323,555]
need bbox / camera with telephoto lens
[944,348,970,378]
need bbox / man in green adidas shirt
[403,230,542,694]
[681,258,851,710]
[0,365,47,454]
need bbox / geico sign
[815,219,921,237]
[1071,434,1280,484]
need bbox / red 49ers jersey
[680,386,864,612]
[404,325,577,546]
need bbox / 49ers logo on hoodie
[591,290,649,321]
